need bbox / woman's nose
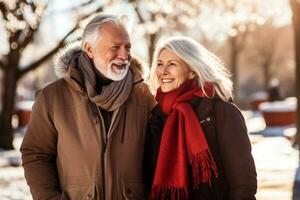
[158,65,170,75]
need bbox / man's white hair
[81,14,122,50]
[149,36,233,102]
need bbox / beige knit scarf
[78,52,132,111]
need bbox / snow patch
[259,98,297,112]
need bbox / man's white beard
[94,58,130,81]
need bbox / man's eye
[112,46,119,49]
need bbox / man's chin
[112,67,125,75]
[106,70,128,81]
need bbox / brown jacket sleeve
[20,90,66,200]
[215,101,257,200]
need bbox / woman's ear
[189,71,197,79]
[84,43,94,59]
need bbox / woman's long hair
[148,36,233,102]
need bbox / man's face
[85,23,131,81]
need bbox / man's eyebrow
[112,42,131,46]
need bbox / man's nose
[117,48,129,61]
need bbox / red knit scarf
[151,79,219,200]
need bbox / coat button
[206,117,211,121]
[86,193,92,200]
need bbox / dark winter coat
[144,97,257,200]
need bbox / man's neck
[95,69,112,85]
[93,68,113,93]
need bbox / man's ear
[84,43,94,59]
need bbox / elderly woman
[144,36,257,200]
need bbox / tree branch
[20,26,36,49]
[77,6,104,21]
[17,3,103,79]
[20,12,45,49]
[17,25,78,79]
[46,0,98,16]
[9,30,22,49]
[0,2,8,20]
[20,3,46,49]
[11,0,26,22]
[77,0,98,8]
[133,3,145,23]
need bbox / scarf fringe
[151,185,188,200]
[191,149,219,188]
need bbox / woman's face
[156,49,195,92]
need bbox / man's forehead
[100,23,130,42]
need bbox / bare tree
[0,0,103,149]
[228,24,249,98]
[202,0,286,100]
[290,0,300,146]
[202,0,260,99]
[247,21,279,90]
[127,0,201,64]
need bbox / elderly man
[21,14,155,200]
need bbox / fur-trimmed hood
[53,43,146,80]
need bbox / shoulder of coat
[213,98,244,122]
[35,78,69,99]
[130,81,155,108]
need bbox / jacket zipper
[121,105,127,143]
[94,104,107,200]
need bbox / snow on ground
[244,111,299,200]
[0,167,31,200]
[0,132,31,200]
[259,97,297,112]
[251,136,298,200]
[0,111,298,200]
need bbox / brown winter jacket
[21,45,155,200]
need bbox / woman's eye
[157,63,163,67]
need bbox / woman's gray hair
[81,14,122,50]
[149,36,233,102]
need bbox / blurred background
[0,0,300,199]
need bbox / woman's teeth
[162,79,173,83]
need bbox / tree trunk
[230,36,238,99]
[0,62,19,150]
[287,2,300,199]
[148,33,157,66]
[263,61,271,91]
[290,0,300,147]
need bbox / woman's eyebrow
[157,59,180,63]
[168,60,181,63]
